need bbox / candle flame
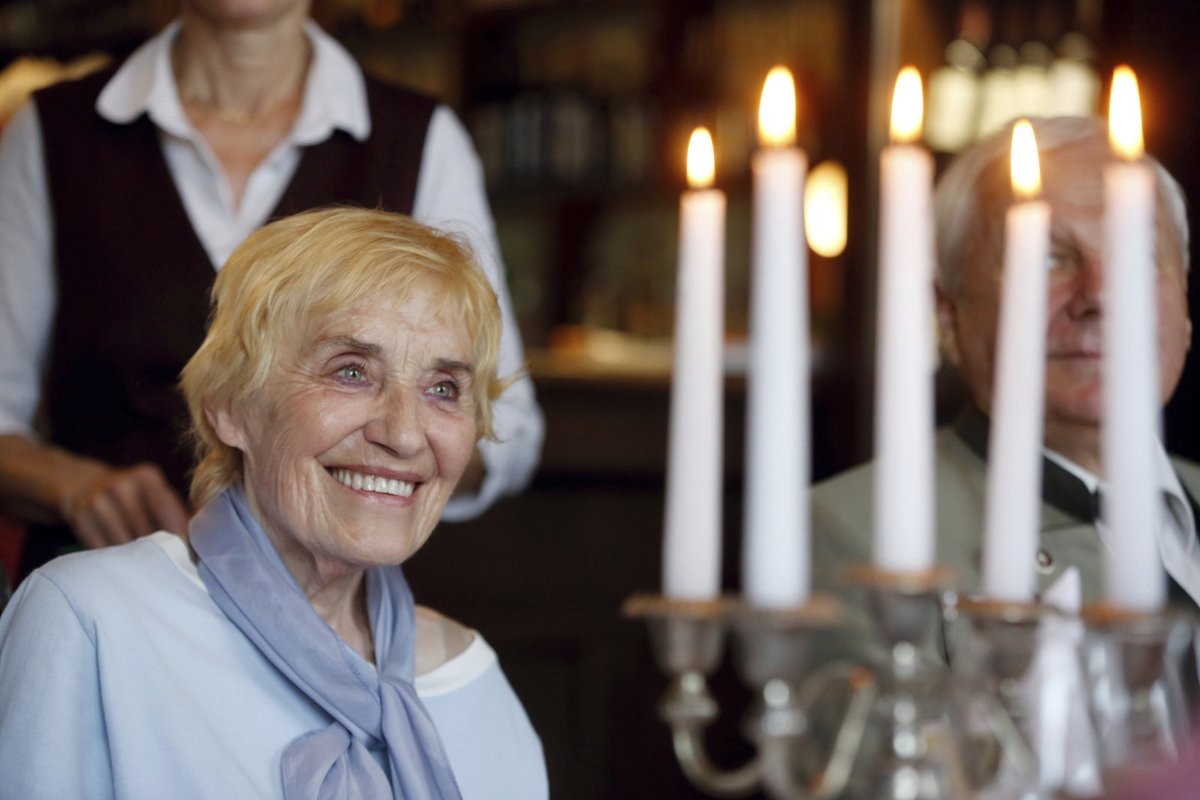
[805,160,848,258]
[1109,65,1144,160]
[1010,120,1041,200]
[758,66,797,148]
[890,66,924,144]
[687,127,716,189]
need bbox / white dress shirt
[1044,443,1200,605]
[0,20,543,521]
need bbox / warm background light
[804,160,847,258]
[686,127,715,189]
[758,66,797,148]
[890,66,924,144]
[1010,119,1041,200]
[1109,65,1144,160]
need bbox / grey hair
[933,116,1190,294]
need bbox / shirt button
[1036,549,1054,573]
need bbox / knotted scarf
[189,485,462,799]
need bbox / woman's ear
[206,402,247,450]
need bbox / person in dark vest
[0,0,544,580]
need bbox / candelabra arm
[808,664,877,799]
[659,671,762,798]
[978,690,1039,779]
[755,662,877,800]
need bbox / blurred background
[2,0,1199,796]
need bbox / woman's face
[211,287,477,580]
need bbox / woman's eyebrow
[435,359,474,376]
[318,335,382,356]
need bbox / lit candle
[982,120,1050,602]
[1102,66,1166,611]
[873,67,936,572]
[663,128,727,600]
[743,66,810,607]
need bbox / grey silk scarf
[189,485,462,799]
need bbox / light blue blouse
[0,533,547,799]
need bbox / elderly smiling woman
[0,208,547,799]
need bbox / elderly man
[810,115,1200,665]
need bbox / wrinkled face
[938,138,1191,439]
[210,288,478,577]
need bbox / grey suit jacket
[810,409,1200,668]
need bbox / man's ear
[205,402,246,450]
[935,286,963,370]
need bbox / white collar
[1044,448,1101,494]
[95,19,370,143]
[1155,441,1196,537]
[1045,440,1193,528]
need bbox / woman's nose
[364,389,425,456]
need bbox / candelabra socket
[1082,604,1192,695]
[843,564,957,683]
[624,594,732,676]
[730,596,843,689]
[956,597,1045,687]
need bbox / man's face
[937,137,1191,450]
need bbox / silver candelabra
[627,566,1197,799]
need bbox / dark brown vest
[25,62,436,570]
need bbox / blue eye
[428,380,460,400]
[334,364,368,383]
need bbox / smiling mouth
[330,468,415,498]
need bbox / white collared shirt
[97,20,372,269]
[0,20,543,520]
[1045,444,1200,605]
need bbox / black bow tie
[953,404,1100,523]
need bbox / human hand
[60,463,191,549]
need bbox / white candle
[982,120,1051,602]
[873,67,937,573]
[1102,66,1166,611]
[663,128,727,600]
[743,66,810,607]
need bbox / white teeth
[332,469,415,498]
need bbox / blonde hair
[180,207,506,508]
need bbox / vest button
[1036,549,1054,572]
